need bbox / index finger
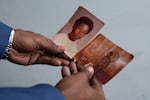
[38,35,64,54]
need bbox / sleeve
[0,84,66,100]
[0,21,13,59]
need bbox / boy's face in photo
[69,23,90,41]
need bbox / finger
[8,48,30,65]
[61,66,71,77]
[84,63,93,68]
[39,36,72,61]
[90,78,105,99]
[76,62,85,72]
[70,61,78,74]
[90,78,101,89]
[76,62,93,73]
[36,54,70,66]
[82,66,94,81]
[38,35,64,54]
[57,52,74,61]
[27,51,46,65]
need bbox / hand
[56,63,105,100]
[7,29,70,66]
[61,61,93,77]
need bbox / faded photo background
[0,0,150,100]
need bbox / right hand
[56,63,105,100]
[8,29,70,66]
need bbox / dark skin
[56,62,105,100]
[7,29,105,100]
[8,29,70,66]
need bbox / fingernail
[87,67,94,74]
[84,63,93,68]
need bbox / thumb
[39,37,71,60]
[38,35,64,54]
[84,66,94,80]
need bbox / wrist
[4,29,15,58]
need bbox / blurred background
[0,0,150,100]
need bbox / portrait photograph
[52,6,104,58]
[75,34,134,84]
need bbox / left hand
[7,29,70,66]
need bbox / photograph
[75,34,134,84]
[52,6,104,58]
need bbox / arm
[0,21,12,59]
[0,84,65,100]
[0,21,70,66]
